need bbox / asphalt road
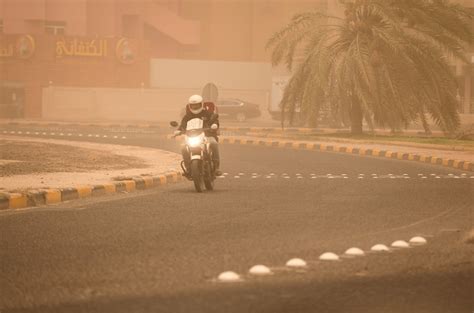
[1,126,473,313]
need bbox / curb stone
[168,135,473,172]
[238,138,473,171]
[0,171,183,211]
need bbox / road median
[0,135,183,210]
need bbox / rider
[176,94,222,177]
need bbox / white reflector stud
[409,236,427,245]
[218,271,241,282]
[286,258,307,268]
[249,265,272,276]
[391,240,410,248]
[319,252,340,261]
[371,244,389,252]
[344,247,365,256]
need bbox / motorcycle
[170,119,217,193]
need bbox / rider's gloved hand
[211,124,218,130]
[174,130,181,136]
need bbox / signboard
[0,35,35,59]
[56,38,107,57]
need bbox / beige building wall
[177,0,329,62]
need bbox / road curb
[0,171,184,211]
[178,136,471,172]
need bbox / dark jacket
[179,110,220,140]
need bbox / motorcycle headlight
[187,135,203,147]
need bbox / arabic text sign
[56,39,108,57]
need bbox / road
[1,125,473,313]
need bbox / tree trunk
[350,99,363,135]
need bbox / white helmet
[188,94,204,114]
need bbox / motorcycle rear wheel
[191,160,204,193]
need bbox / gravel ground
[0,136,181,192]
[0,140,146,176]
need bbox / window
[45,21,66,35]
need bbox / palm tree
[267,0,473,134]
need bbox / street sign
[202,82,218,103]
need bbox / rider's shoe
[213,160,222,177]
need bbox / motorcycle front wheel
[191,160,204,193]
[204,160,214,191]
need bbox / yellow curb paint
[45,189,61,204]
[9,193,27,209]
[76,186,92,198]
[103,184,116,194]
[142,176,154,188]
[463,162,471,170]
[123,180,136,192]
[408,154,416,161]
[159,175,167,185]
[169,173,178,183]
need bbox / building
[0,0,328,120]
[0,0,472,122]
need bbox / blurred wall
[42,85,270,122]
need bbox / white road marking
[319,252,340,261]
[249,265,272,276]
[217,271,241,282]
[409,236,427,245]
[344,247,365,256]
[391,240,410,248]
[286,258,307,268]
[371,244,389,252]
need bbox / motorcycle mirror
[170,121,179,127]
